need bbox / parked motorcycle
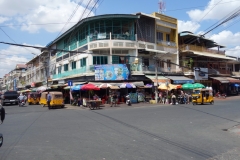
[0,106,6,147]
[125,95,131,106]
[215,92,226,99]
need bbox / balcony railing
[53,66,87,79]
[89,33,135,42]
[142,65,178,73]
[157,40,176,47]
[180,44,225,55]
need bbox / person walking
[47,92,52,110]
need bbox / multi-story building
[178,31,240,95]
[0,78,3,91]
[47,12,189,86]
[23,51,51,88]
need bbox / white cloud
[178,20,200,33]
[187,0,240,22]
[0,16,9,24]
[210,30,240,48]
[225,46,240,57]
[0,44,41,77]
[0,0,97,33]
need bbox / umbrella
[193,83,205,89]
[158,83,173,90]
[81,84,100,99]
[81,84,100,90]
[119,83,136,88]
[182,83,194,90]
[71,85,82,91]
[37,86,48,92]
[99,83,112,89]
[20,89,31,93]
[145,84,153,88]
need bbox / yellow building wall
[151,12,178,48]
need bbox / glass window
[112,56,129,64]
[157,32,163,41]
[72,61,76,69]
[58,66,62,74]
[166,34,170,42]
[143,58,149,66]
[93,56,108,65]
[64,64,68,71]
[167,59,171,68]
[80,58,86,67]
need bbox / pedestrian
[47,92,52,109]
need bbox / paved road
[0,97,240,160]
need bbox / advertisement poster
[95,64,129,80]
[194,67,208,80]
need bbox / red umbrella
[81,84,100,99]
[81,84,100,90]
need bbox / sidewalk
[64,101,165,110]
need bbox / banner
[194,67,208,80]
[95,64,129,80]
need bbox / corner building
[49,12,180,86]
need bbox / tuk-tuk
[27,92,40,105]
[192,89,214,105]
[39,92,64,109]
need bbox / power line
[166,0,240,12]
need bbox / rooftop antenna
[158,0,166,14]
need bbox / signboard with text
[194,67,208,80]
[94,64,129,81]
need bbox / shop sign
[194,67,208,80]
[94,64,129,81]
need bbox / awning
[192,51,236,60]
[145,75,170,82]
[132,81,144,86]
[210,77,229,83]
[109,86,120,89]
[226,77,240,83]
[166,76,194,84]
[144,48,168,54]
[73,81,87,85]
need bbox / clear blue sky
[0,0,240,77]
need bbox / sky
[0,0,240,78]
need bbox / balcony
[53,67,87,79]
[157,40,176,47]
[142,65,180,74]
[180,44,225,55]
[89,33,135,42]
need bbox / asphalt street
[0,97,240,160]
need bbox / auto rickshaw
[192,89,214,105]
[39,92,64,109]
[27,92,40,105]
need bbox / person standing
[47,92,52,109]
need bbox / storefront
[165,76,194,84]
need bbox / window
[80,58,86,67]
[93,56,108,65]
[157,32,163,41]
[64,64,69,71]
[112,56,129,64]
[167,59,171,68]
[166,34,170,42]
[143,58,149,66]
[72,61,76,69]
[159,60,164,68]
[58,66,62,74]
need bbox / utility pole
[153,55,159,104]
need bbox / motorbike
[215,92,226,98]
[125,95,131,106]
[0,106,6,147]
[19,99,26,107]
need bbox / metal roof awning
[226,77,240,84]
[210,77,229,83]
[132,81,144,86]
[192,51,236,60]
[145,75,170,86]
[165,76,194,84]
[73,81,87,85]
[144,48,168,54]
